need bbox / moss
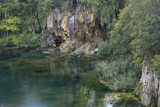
[70,52,78,56]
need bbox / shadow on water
[0,48,142,107]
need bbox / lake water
[0,48,142,107]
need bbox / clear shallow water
[0,49,142,107]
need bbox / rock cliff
[140,61,160,107]
[45,1,106,55]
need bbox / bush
[152,55,160,78]
[98,41,113,58]
[0,33,44,48]
[134,82,142,98]
[96,56,141,91]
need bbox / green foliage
[79,0,123,9]
[152,55,160,78]
[107,92,140,103]
[97,56,141,91]
[97,0,160,87]
[0,0,70,37]
[133,57,143,65]
[110,0,160,58]
[0,0,22,35]
[0,34,44,48]
[79,0,125,29]
[98,36,132,59]
[98,41,114,58]
[0,17,21,31]
[98,0,160,60]
[134,82,142,98]
[0,0,72,48]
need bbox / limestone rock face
[46,2,105,44]
[59,42,97,56]
[140,61,160,107]
[46,1,107,55]
[158,81,160,106]
[74,43,96,55]
[60,43,75,53]
[47,7,71,42]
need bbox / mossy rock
[70,52,78,56]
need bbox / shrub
[0,33,44,48]
[152,55,160,78]
[96,56,141,91]
[134,82,142,98]
[98,41,113,58]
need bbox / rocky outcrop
[46,1,105,54]
[59,42,98,56]
[47,3,105,41]
[47,5,71,42]
[140,61,160,107]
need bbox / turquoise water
[0,49,142,107]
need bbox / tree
[112,0,160,58]
[97,0,160,90]
[0,0,21,36]
[96,56,140,91]
[98,0,160,59]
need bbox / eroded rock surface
[46,1,105,55]
[140,61,160,107]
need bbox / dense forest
[0,0,160,106]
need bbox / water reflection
[0,52,142,107]
[73,57,78,75]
